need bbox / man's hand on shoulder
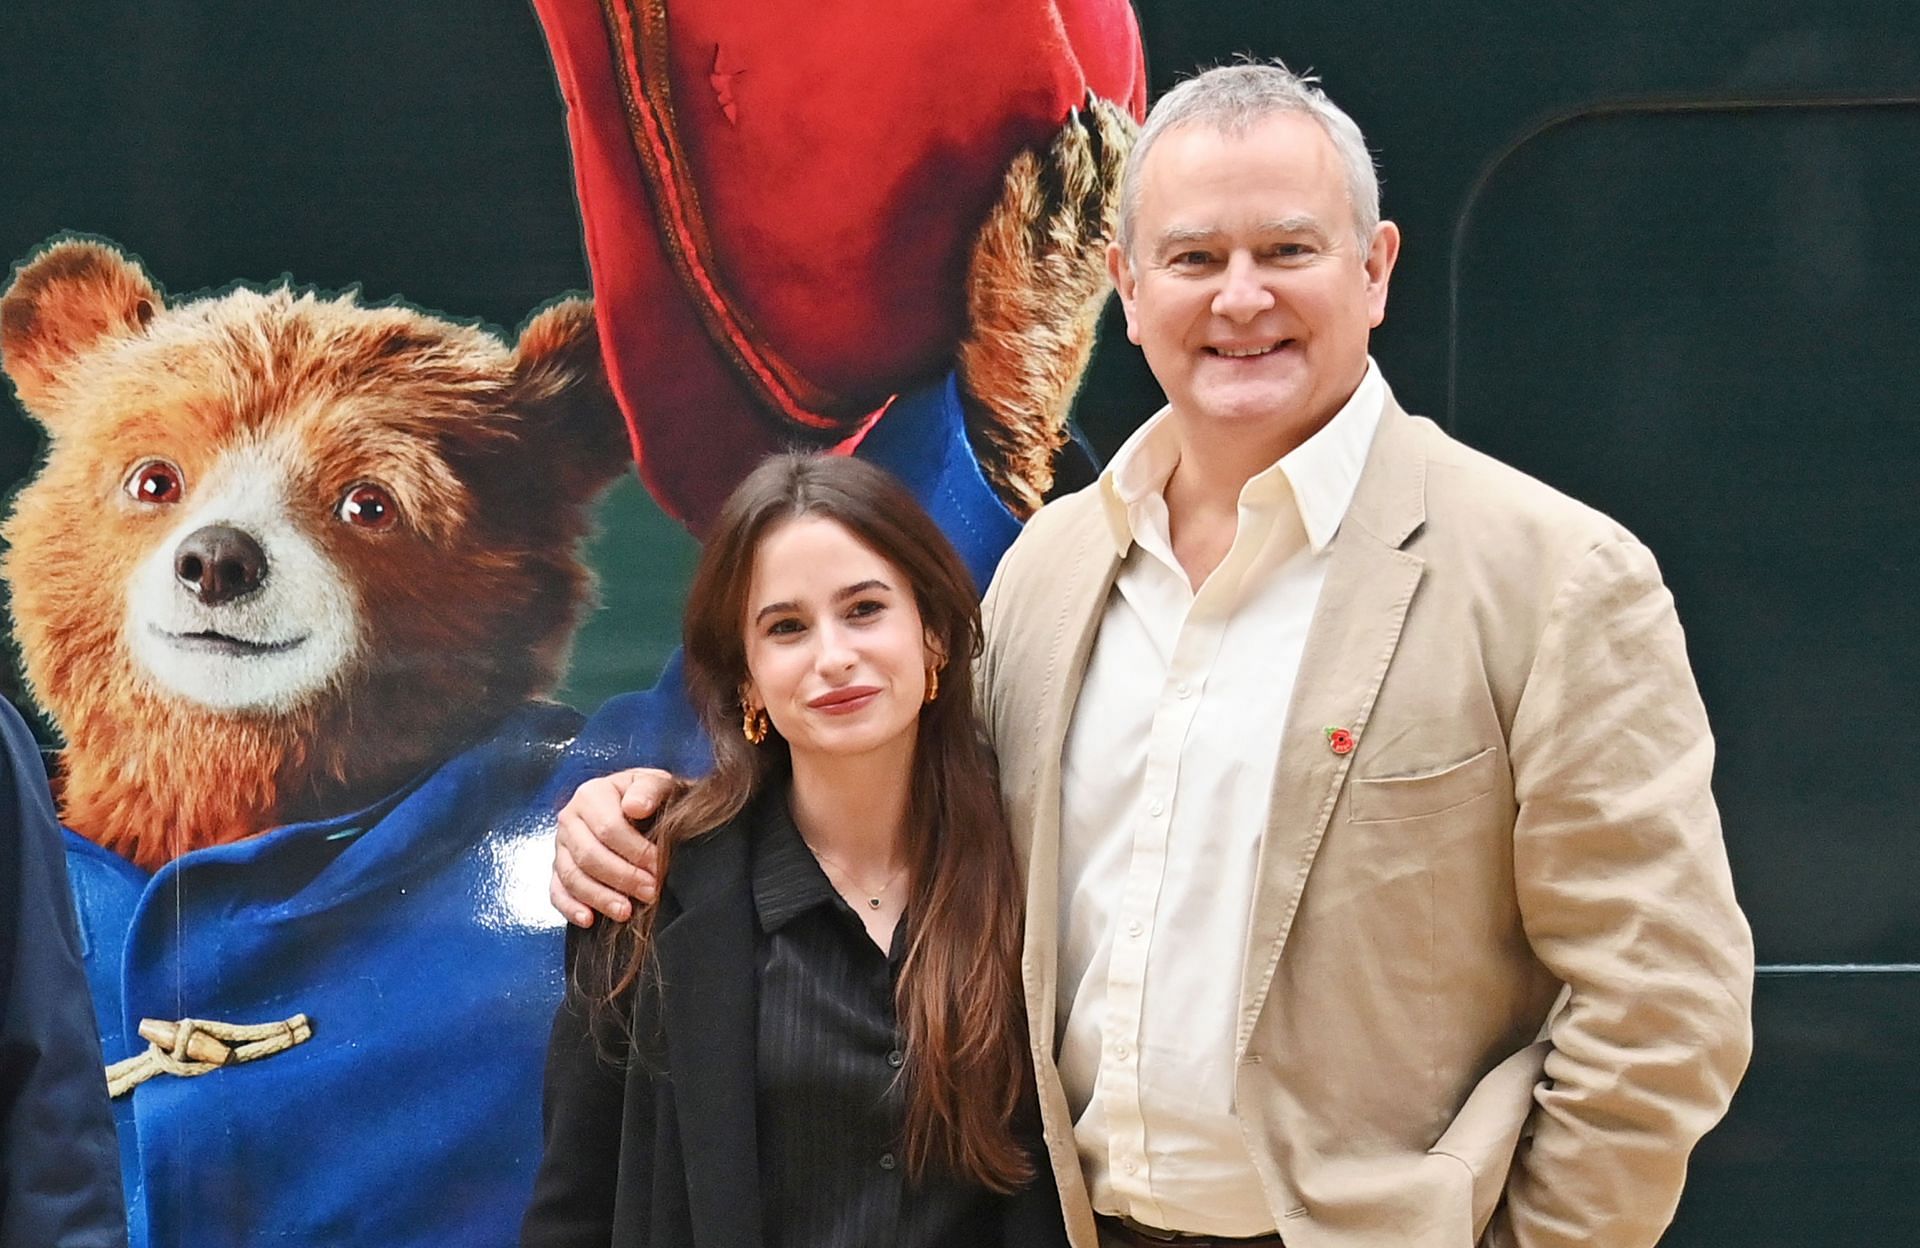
[550,768,675,927]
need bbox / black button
[879,1152,897,1171]
[886,1049,904,1069]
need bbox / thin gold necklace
[807,843,908,911]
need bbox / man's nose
[1211,253,1275,321]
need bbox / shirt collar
[748,790,838,933]
[1099,357,1387,557]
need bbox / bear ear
[511,297,632,501]
[1,239,163,420]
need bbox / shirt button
[1125,1160,1139,1175]
[1147,798,1165,817]
[1126,919,1143,938]
[879,1152,897,1171]
[1175,682,1191,699]
[1115,1044,1130,1060]
[886,1049,904,1069]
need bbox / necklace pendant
[867,897,881,910]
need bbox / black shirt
[749,795,1000,1248]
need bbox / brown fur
[0,240,628,869]
[957,98,1136,516]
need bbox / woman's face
[741,516,935,766]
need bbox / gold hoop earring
[742,704,769,745]
[923,665,940,705]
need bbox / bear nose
[174,525,268,605]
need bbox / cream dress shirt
[1056,361,1386,1235]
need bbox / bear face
[1,239,629,868]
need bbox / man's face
[1109,112,1400,452]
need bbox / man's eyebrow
[1155,218,1332,249]
[1155,226,1221,249]
[1260,216,1331,238]
[752,580,891,625]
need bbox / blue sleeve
[0,699,128,1248]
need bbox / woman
[521,454,1063,1248]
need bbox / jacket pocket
[1431,1039,1551,1243]
[1347,746,1500,824]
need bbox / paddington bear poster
[0,2,1143,1244]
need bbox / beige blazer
[979,401,1754,1248]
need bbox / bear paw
[958,95,1136,518]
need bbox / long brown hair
[587,453,1033,1192]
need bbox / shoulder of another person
[998,481,1105,578]
[1400,412,1641,570]
[657,804,755,911]
[985,486,1107,665]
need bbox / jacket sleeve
[1494,538,1754,1248]
[0,699,128,1248]
[521,924,647,1248]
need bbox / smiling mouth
[1208,340,1292,359]
[152,626,308,657]
[809,687,880,713]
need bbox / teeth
[1215,345,1274,358]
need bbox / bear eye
[338,482,398,530]
[125,459,185,505]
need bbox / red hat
[533,0,1146,530]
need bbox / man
[552,63,1754,1248]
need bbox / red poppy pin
[1325,727,1356,756]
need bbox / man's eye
[1171,251,1213,267]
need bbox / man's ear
[511,297,633,502]
[1363,220,1402,330]
[1,238,162,420]
[1106,240,1143,345]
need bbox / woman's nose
[814,623,858,672]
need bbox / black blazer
[0,699,127,1248]
[520,812,1069,1248]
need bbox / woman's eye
[125,459,185,505]
[848,599,884,619]
[767,618,803,636]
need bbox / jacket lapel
[1021,516,1123,1041]
[1236,400,1428,1055]
[653,821,763,1248]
